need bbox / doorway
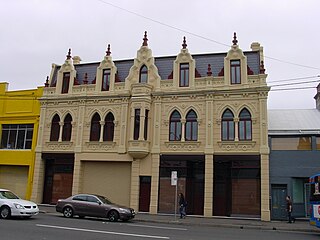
[271,184,287,220]
[139,176,151,212]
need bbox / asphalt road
[0,213,319,240]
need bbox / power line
[95,0,320,71]
[268,79,320,88]
[270,86,316,92]
[268,75,320,83]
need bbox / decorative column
[99,121,105,142]
[130,159,140,210]
[58,121,63,142]
[181,119,186,141]
[139,107,145,141]
[204,154,214,217]
[234,117,239,141]
[149,154,160,214]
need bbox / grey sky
[1,0,319,109]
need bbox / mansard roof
[50,50,260,86]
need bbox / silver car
[0,189,39,219]
[56,193,135,222]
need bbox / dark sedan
[56,194,135,222]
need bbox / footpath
[39,205,319,234]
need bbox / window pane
[246,121,252,139]
[17,130,25,149]
[229,122,234,139]
[1,130,9,149]
[222,122,228,140]
[192,122,198,140]
[8,129,17,149]
[292,178,304,203]
[239,122,244,140]
[176,122,182,140]
[185,122,191,140]
[271,137,312,150]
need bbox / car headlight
[119,208,130,213]
[14,203,25,209]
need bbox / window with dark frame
[50,114,60,141]
[179,63,189,87]
[90,113,101,141]
[230,60,241,84]
[61,72,70,93]
[139,65,148,83]
[0,124,34,149]
[221,109,235,141]
[185,110,198,141]
[239,108,252,140]
[101,69,111,91]
[103,112,114,141]
[134,109,140,140]
[62,114,72,141]
[144,109,149,140]
[169,110,182,141]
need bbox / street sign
[171,171,177,186]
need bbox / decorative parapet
[128,140,150,158]
[131,83,153,96]
[164,141,201,152]
[45,142,74,151]
[84,141,117,152]
[217,141,256,152]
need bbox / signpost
[171,171,178,221]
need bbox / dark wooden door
[139,176,151,212]
[271,185,287,220]
[214,161,231,216]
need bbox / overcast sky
[1,0,319,109]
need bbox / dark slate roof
[50,51,260,86]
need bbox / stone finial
[232,32,238,46]
[259,61,266,74]
[83,73,88,84]
[182,36,187,49]
[66,48,72,60]
[142,31,148,46]
[44,76,49,87]
[207,64,212,76]
[106,44,111,56]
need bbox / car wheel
[0,206,11,219]
[108,210,119,222]
[63,206,74,218]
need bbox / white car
[0,189,39,219]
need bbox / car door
[71,195,88,216]
[85,195,105,218]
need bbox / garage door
[0,165,28,198]
[82,161,131,206]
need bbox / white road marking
[127,224,187,231]
[36,224,169,239]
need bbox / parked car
[0,189,39,219]
[56,193,135,222]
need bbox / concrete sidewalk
[39,204,319,234]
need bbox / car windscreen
[0,191,20,199]
[96,195,112,204]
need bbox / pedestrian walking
[178,193,187,219]
[286,195,295,223]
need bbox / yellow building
[0,83,43,199]
[32,32,271,221]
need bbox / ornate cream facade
[31,32,270,221]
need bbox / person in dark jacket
[178,193,186,219]
[286,195,295,223]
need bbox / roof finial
[106,44,111,56]
[260,60,266,74]
[44,76,49,87]
[182,36,187,49]
[142,31,148,46]
[66,48,72,60]
[83,73,88,84]
[232,32,238,46]
[207,64,212,76]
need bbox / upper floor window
[90,113,101,141]
[185,110,198,141]
[239,108,252,141]
[101,69,111,91]
[221,109,235,141]
[139,65,148,83]
[134,109,140,140]
[230,60,241,84]
[0,124,34,149]
[61,72,70,93]
[103,113,114,141]
[50,114,60,141]
[144,109,149,140]
[169,110,182,141]
[62,114,72,141]
[271,137,312,150]
[179,63,189,87]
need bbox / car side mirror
[97,201,101,205]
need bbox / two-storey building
[31,32,271,220]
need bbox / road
[0,213,319,240]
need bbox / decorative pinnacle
[232,32,238,46]
[66,48,72,60]
[142,31,148,46]
[207,64,212,76]
[260,60,266,74]
[106,44,111,56]
[182,36,187,49]
[84,73,88,84]
[44,76,49,87]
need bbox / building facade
[31,32,271,220]
[0,82,43,199]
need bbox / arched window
[221,109,234,141]
[50,114,60,141]
[185,110,198,141]
[62,114,72,141]
[90,113,101,141]
[239,108,252,140]
[103,113,114,141]
[169,110,182,141]
[139,65,148,83]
